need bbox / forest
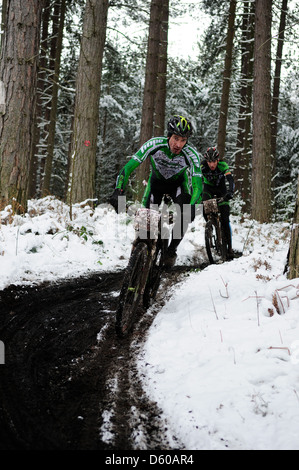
[0,0,298,261]
[1,1,299,451]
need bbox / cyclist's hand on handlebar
[224,191,233,201]
[109,188,124,212]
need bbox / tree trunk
[234,0,255,213]
[0,0,44,212]
[67,0,108,207]
[0,0,7,51]
[42,0,66,197]
[135,0,161,199]
[28,0,51,199]
[153,0,169,137]
[271,0,288,180]
[251,0,272,223]
[217,0,236,159]
[287,175,299,279]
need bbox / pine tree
[67,0,109,209]
[217,0,236,159]
[271,0,288,181]
[251,0,272,223]
[135,0,162,199]
[234,0,255,213]
[287,175,299,279]
[42,0,66,197]
[153,0,169,137]
[0,0,44,212]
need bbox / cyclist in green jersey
[110,115,203,267]
[201,147,235,258]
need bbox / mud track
[0,263,207,450]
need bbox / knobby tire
[143,238,167,309]
[205,218,227,264]
[116,242,148,337]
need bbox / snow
[1,195,299,450]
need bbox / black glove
[109,188,124,212]
[224,191,233,202]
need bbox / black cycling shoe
[227,249,235,260]
[163,249,177,268]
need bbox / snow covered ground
[1,196,299,450]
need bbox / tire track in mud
[0,264,207,450]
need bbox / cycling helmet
[204,147,220,162]
[167,115,193,139]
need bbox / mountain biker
[201,147,235,259]
[109,115,203,267]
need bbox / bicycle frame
[116,207,168,337]
[134,207,169,299]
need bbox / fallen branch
[219,276,229,298]
[268,346,291,355]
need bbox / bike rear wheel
[205,219,227,264]
[116,242,148,337]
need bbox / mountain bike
[115,206,169,338]
[203,197,228,264]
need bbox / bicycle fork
[136,239,157,296]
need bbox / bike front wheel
[116,242,148,337]
[205,219,227,264]
[143,238,167,308]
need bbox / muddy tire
[205,219,227,264]
[116,243,148,337]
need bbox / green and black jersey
[116,137,203,205]
[201,159,234,195]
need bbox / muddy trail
[0,263,207,451]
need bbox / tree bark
[42,0,66,197]
[0,0,44,212]
[67,0,108,207]
[217,0,236,159]
[287,175,299,279]
[153,0,169,138]
[251,0,272,223]
[234,0,255,213]
[135,0,161,199]
[0,0,7,51]
[271,0,288,180]
[28,0,51,199]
